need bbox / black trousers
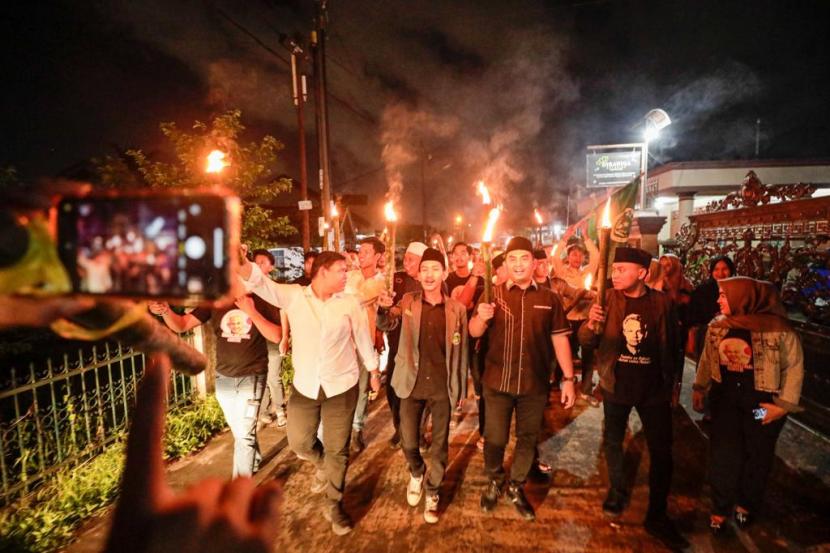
[287,384,358,503]
[708,376,786,516]
[569,319,595,394]
[385,355,402,433]
[400,393,451,494]
[603,399,673,518]
[482,386,548,486]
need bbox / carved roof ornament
[704,170,817,213]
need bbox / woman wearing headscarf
[686,256,737,359]
[692,277,804,534]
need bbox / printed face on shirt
[220,309,252,343]
[403,252,421,278]
[717,289,731,315]
[505,249,535,285]
[419,260,445,294]
[719,337,752,371]
[622,313,647,354]
[451,244,470,271]
[611,262,647,292]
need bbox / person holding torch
[469,236,575,521]
[578,247,687,551]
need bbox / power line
[214,6,377,126]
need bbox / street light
[640,109,671,210]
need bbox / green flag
[566,176,639,249]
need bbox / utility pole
[421,142,427,241]
[284,37,311,251]
[311,0,333,249]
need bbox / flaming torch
[206,150,229,174]
[534,208,544,247]
[384,201,398,290]
[481,207,501,303]
[594,196,613,335]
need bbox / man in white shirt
[239,250,380,536]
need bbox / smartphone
[56,191,240,300]
[752,407,767,421]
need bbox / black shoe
[480,480,501,513]
[350,429,365,453]
[389,431,401,449]
[602,489,628,518]
[323,501,353,536]
[734,509,751,529]
[506,482,536,521]
[644,515,689,551]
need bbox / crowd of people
[3,225,803,552]
[142,231,805,550]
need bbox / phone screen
[57,194,236,299]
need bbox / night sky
[2,0,829,229]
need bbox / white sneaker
[276,410,287,428]
[406,473,424,507]
[424,493,439,523]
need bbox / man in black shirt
[580,247,687,551]
[377,247,468,524]
[150,295,282,477]
[385,241,427,448]
[470,236,576,521]
[445,242,486,311]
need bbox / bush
[0,396,227,553]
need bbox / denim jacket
[693,326,804,413]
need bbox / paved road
[69,361,830,552]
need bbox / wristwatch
[561,376,576,382]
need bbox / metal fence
[0,341,193,505]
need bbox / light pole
[639,108,671,210]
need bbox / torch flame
[331,202,339,218]
[206,150,229,174]
[477,181,491,205]
[601,196,612,229]
[384,201,398,222]
[584,273,593,291]
[534,208,543,225]
[482,207,500,242]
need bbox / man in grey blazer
[377,247,469,524]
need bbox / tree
[95,110,295,249]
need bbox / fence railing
[0,341,192,505]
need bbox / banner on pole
[565,177,640,254]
